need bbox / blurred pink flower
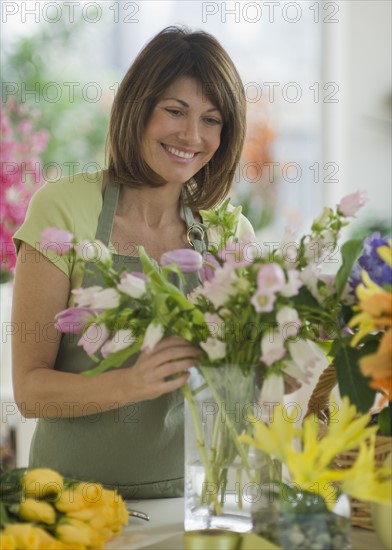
[260,330,286,366]
[117,272,146,298]
[200,337,226,360]
[256,263,286,294]
[141,322,164,353]
[0,104,48,278]
[160,248,203,273]
[40,227,74,255]
[55,307,97,333]
[101,329,136,357]
[338,191,368,217]
[78,323,110,355]
[72,286,103,307]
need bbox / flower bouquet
[43,190,376,529]
[0,466,128,549]
[241,399,391,549]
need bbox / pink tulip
[101,329,136,357]
[338,191,368,217]
[117,272,146,298]
[200,253,220,283]
[78,323,110,355]
[160,249,203,273]
[55,307,97,333]
[40,227,74,255]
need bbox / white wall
[323,0,391,231]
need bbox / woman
[11,26,253,498]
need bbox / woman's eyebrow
[161,97,220,112]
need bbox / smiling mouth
[161,144,198,159]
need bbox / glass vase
[252,485,351,550]
[183,365,281,533]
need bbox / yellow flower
[241,396,388,510]
[0,532,16,550]
[23,468,63,499]
[340,441,392,505]
[32,527,63,550]
[360,328,392,400]
[55,482,102,513]
[1,524,39,550]
[377,242,392,268]
[55,518,92,547]
[19,498,56,525]
[238,404,297,461]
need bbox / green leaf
[335,239,363,298]
[82,341,140,377]
[333,341,376,412]
[293,286,321,309]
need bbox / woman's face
[141,76,223,186]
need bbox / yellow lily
[238,405,297,461]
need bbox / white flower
[276,306,301,341]
[282,359,312,384]
[260,330,286,366]
[204,313,225,338]
[72,286,103,307]
[280,269,303,297]
[259,374,284,421]
[287,339,328,382]
[90,288,120,309]
[74,240,111,263]
[142,322,164,353]
[198,265,238,308]
[200,338,226,361]
[101,329,136,357]
[299,264,323,302]
[117,272,146,298]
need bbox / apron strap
[95,178,120,246]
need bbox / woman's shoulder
[31,169,104,209]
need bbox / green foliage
[2,18,110,172]
[335,239,364,298]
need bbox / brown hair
[106,26,246,210]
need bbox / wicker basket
[305,364,392,530]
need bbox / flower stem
[181,382,221,515]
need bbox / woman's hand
[125,336,200,401]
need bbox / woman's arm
[12,243,198,419]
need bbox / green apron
[29,179,207,499]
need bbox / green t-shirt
[13,170,255,300]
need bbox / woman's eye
[204,117,222,126]
[165,108,182,116]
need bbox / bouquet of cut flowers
[0,466,128,549]
[348,234,392,434]
[41,190,377,514]
[240,398,391,548]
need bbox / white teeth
[164,145,195,159]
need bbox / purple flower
[55,307,97,333]
[160,249,203,273]
[200,253,220,283]
[349,232,392,291]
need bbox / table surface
[106,498,386,550]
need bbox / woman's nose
[178,117,201,144]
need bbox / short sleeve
[13,171,103,283]
[13,180,75,277]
